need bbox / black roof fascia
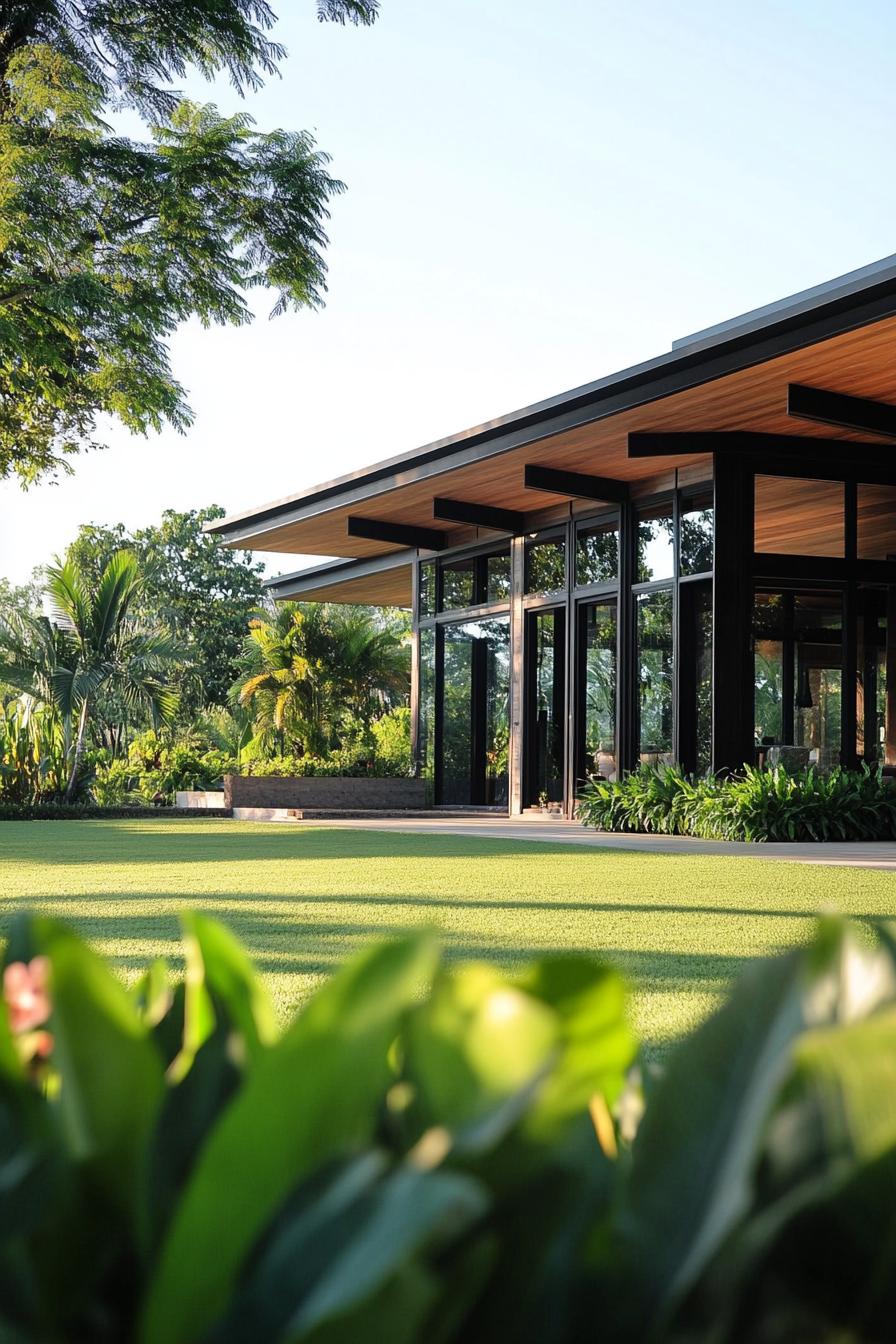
[210,256,896,547]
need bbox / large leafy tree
[0,0,379,484]
[0,549,181,797]
[66,506,267,718]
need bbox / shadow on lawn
[0,821,698,867]
[0,894,764,990]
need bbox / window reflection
[440,618,509,806]
[636,589,673,761]
[486,551,511,603]
[637,505,674,582]
[580,601,617,780]
[525,537,566,594]
[419,627,436,782]
[752,589,842,769]
[679,492,714,576]
[419,562,435,617]
[528,608,565,802]
[441,558,476,610]
[576,520,619,587]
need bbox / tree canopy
[0,0,379,484]
[65,506,267,718]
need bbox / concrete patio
[302,814,896,870]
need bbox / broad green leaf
[140,935,438,1344]
[619,920,895,1334]
[209,1153,486,1343]
[131,958,172,1028]
[180,912,277,1061]
[518,958,636,1132]
[404,962,558,1142]
[32,920,164,1227]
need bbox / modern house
[209,255,896,817]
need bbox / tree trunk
[64,699,90,802]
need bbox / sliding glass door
[524,608,566,805]
[439,617,510,806]
[576,599,617,782]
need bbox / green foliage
[0,550,183,799]
[577,762,896,842]
[2,915,896,1339]
[0,1,378,484]
[370,705,412,775]
[65,509,267,720]
[0,697,69,803]
[234,602,410,757]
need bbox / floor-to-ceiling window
[631,489,713,772]
[416,545,511,807]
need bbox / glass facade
[636,504,674,582]
[636,589,674,762]
[752,590,843,769]
[579,601,617,780]
[679,491,714,576]
[526,608,566,803]
[525,537,566,594]
[576,521,619,586]
[415,487,721,810]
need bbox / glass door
[438,616,510,806]
[576,599,617,784]
[752,589,844,769]
[524,607,566,805]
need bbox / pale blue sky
[3,0,896,583]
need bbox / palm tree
[232,607,313,754]
[0,551,182,800]
[233,603,409,757]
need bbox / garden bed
[577,764,896,843]
[224,774,426,811]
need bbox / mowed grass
[0,818,894,1049]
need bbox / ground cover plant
[1,907,895,1341]
[3,819,896,1048]
[577,762,896,842]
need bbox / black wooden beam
[788,383,896,440]
[347,516,448,551]
[432,497,524,533]
[628,429,896,473]
[523,463,629,504]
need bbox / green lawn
[0,818,893,1049]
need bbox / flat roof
[210,253,896,580]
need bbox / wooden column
[712,454,755,772]
[509,535,526,815]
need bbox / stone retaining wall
[223,775,426,811]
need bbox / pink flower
[3,957,51,1034]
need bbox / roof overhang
[264,549,412,607]
[211,253,896,600]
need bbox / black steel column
[712,454,755,773]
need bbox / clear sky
[3,0,896,584]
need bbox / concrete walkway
[301,814,896,870]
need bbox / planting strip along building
[210,255,896,816]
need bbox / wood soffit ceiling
[239,315,896,561]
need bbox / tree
[0,0,380,484]
[0,550,181,798]
[66,506,267,719]
[234,602,409,756]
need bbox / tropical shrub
[577,763,896,842]
[1,915,896,1340]
[0,698,71,804]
